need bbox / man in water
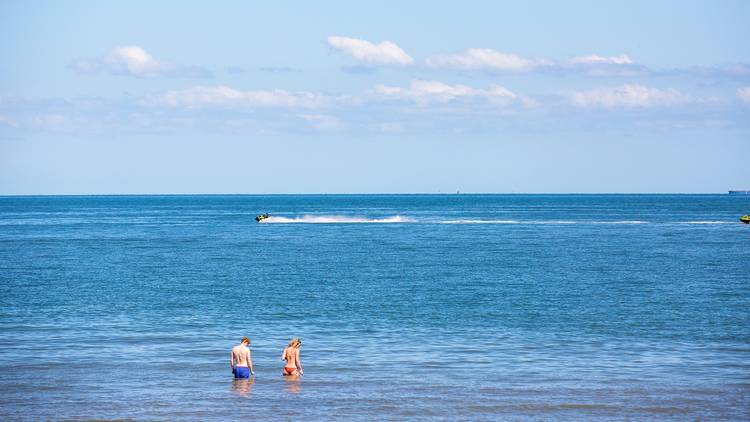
[230,337,254,378]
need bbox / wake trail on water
[260,217,739,225]
[439,220,739,224]
[676,221,735,224]
[260,215,414,224]
[439,220,648,224]
[440,220,521,224]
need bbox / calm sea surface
[1,195,749,421]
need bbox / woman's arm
[296,348,303,374]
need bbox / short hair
[241,337,250,344]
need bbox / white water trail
[440,219,521,224]
[440,220,578,224]
[440,220,650,224]
[592,221,649,224]
[677,221,734,224]
[260,215,414,224]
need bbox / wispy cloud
[73,46,212,78]
[738,87,750,106]
[661,63,750,82]
[379,122,403,133]
[426,48,547,72]
[145,85,347,109]
[1,77,742,138]
[327,36,414,66]
[570,84,693,109]
[568,55,634,66]
[300,114,341,131]
[226,66,248,74]
[564,55,647,76]
[30,113,68,129]
[258,66,301,73]
[0,114,15,127]
[340,65,379,75]
[718,64,750,80]
[373,79,522,106]
[425,48,646,76]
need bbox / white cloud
[327,36,414,66]
[566,54,644,76]
[105,46,167,76]
[300,114,341,130]
[426,49,643,75]
[425,48,547,72]
[723,64,750,79]
[570,84,692,109]
[379,122,403,133]
[737,87,750,105]
[373,79,519,105]
[31,114,67,127]
[0,114,15,126]
[73,46,211,78]
[568,55,633,65]
[147,85,343,109]
[672,64,750,81]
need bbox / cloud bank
[570,84,692,109]
[374,79,520,105]
[146,85,347,109]
[327,36,414,66]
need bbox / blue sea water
[0,194,749,421]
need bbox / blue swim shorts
[233,367,250,379]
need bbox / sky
[0,0,748,194]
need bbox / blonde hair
[288,337,301,348]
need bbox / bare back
[282,346,300,369]
[232,345,251,367]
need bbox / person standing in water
[230,337,254,378]
[281,338,303,376]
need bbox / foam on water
[440,220,650,225]
[440,219,521,224]
[260,215,413,224]
[677,221,735,224]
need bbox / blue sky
[1,0,748,194]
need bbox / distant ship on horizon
[728,190,750,195]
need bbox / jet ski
[741,215,750,224]
[255,213,269,222]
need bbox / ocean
[0,194,748,421]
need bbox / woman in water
[281,338,303,377]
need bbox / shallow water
[1,194,749,420]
